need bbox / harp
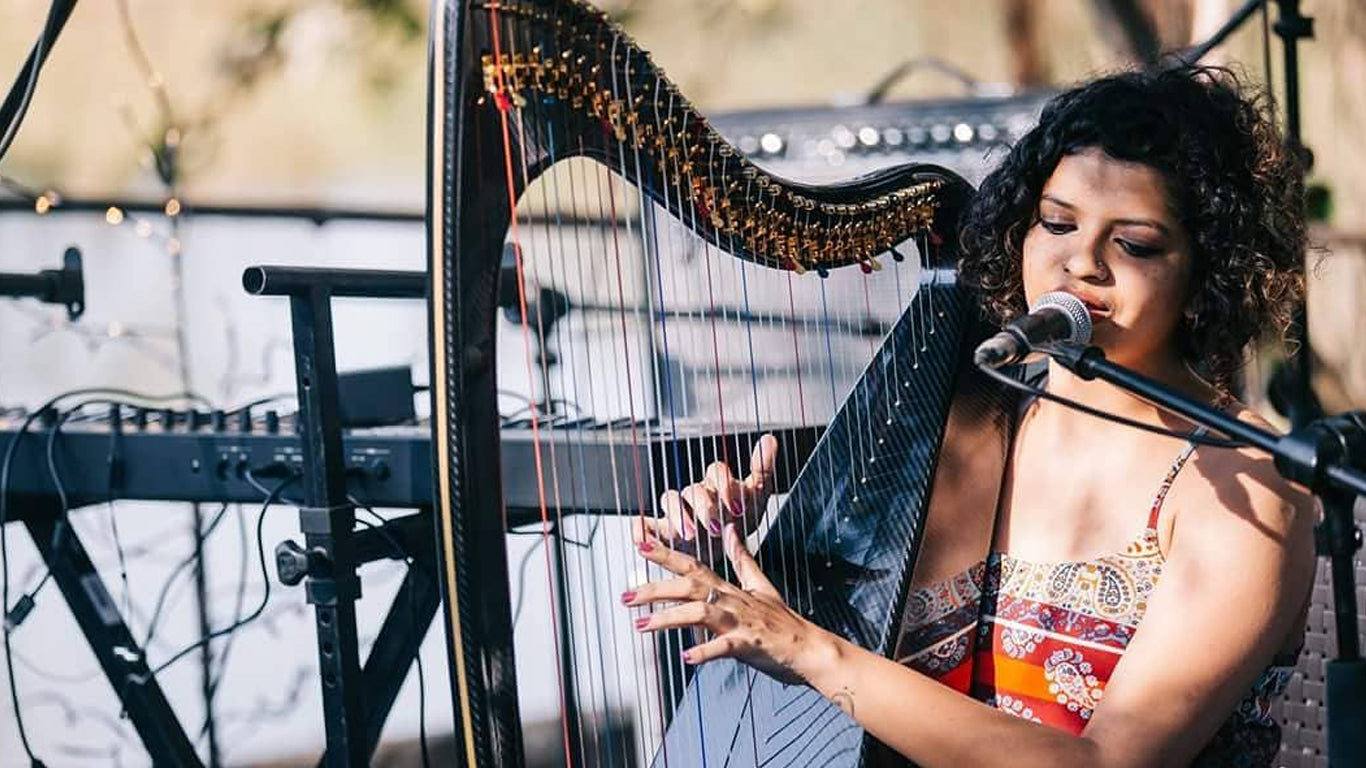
[426,1,1010,765]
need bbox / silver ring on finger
[705,587,720,605]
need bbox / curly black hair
[958,63,1306,397]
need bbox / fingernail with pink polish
[634,617,650,631]
[729,499,743,517]
[681,649,693,663]
[707,518,722,536]
[620,590,636,605]
[639,539,654,553]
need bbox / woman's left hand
[623,522,835,686]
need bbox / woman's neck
[1040,349,1216,436]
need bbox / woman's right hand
[633,434,779,553]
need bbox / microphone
[973,291,1092,369]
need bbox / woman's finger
[637,535,705,577]
[658,490,696,542]
[635,600,731,634]
[681,634,739,665]
[704,461,743,520]
[743,434,779,511]
[747,434,779,489]
[632,513,679,545]
[724,523,779,598]
[621,576,706,607]
[681,483,723,538]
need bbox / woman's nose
[1062,244,1108,281]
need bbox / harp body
[427,1,1010,765]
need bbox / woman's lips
[1075,298,1110,319]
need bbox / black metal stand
[1045,343,1366,767]
[1182,0,1313,153]
[2,480,441,766]
[0,247,84,320]
[19,501,203,766]
[244,265,438,767]
[1183,0,1322,425]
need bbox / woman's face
[1020,147,1195,371]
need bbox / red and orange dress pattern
[893,435,1297,766]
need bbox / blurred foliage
[129,0,427,187]
[345,0,425,41]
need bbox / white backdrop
[0,209,569,766]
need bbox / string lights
[1,166,185,258]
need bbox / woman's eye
[1117,240,1163,258]
[1039,220,1074,235]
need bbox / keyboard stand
[20,499,202,766]
[5,492,441,765]
[244,265,438,767]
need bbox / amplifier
[709,90,1054,185]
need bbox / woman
[622,63,1315,767]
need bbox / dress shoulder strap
[1146,427,1208,531]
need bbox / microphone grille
[1031,291,1092,345]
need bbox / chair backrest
[1272,497,1366,767]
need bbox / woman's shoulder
[1174,400,1314,552]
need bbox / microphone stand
[1043,342,1365,767]
[0,246,84,319]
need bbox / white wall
[0,209,575,766]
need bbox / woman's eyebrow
[1040,194,1171,235]
[1113,218,1171,235]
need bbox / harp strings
[577,16,666,767]
[518,12,610,766]
[485,7,581,767]
[483,5,947,763]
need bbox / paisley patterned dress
[892,432,1298,766]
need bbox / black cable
[10,647,103,684]
[1,408,57,763]
[244,466,303,506]
[510,537,546,627]
[139,503,231,652]
[128,475,296,683]
[0,0,57,163]
[103,421,133,639]
[221,392,296,417]
[204,503,249,716]
[507,522,592,549]
[977,362,1247,449]
[39,404,87,570]
[31,396,173,594]
[862,56,982,106]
